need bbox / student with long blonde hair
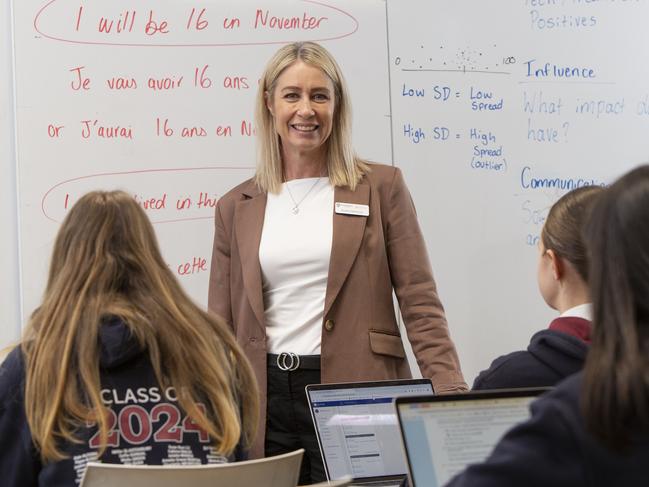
[0,190,258,486]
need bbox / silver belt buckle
[277,352,300,371]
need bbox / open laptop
[395,387,550,487]
[306,379,434,487]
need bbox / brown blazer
[208,163,466,458]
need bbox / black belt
[268,353,321,371]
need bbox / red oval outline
[34,0,359,47]
[41,165,254,224]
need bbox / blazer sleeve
[208,201,234,331]
[0,349,40,487]
[385,167,467,392]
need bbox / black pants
[265,362,326,485]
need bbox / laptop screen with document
[395,388,550,487]
[306,379,433,483]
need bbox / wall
[0,0,20,353]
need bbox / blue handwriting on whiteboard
[525,59,596,79]
[403,123,425,144]
[470,87,503,111]
[637,95,649,116]
[523,91,563,114]
[529,11,597,31]
[470,128,496,145]
[433,86,452,101]
[520,166,605,190]
[402,83,425,97]
[574,98,624,117]
[432,127,450,140]
[527,118,561,143]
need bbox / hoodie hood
[528,328,589,378]
[99,317,143,369]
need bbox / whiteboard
[9,0,649,383]
[11,0,391,330]
[387,0,649,382]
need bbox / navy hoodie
[473,316,590,390]
[0,318,241,486]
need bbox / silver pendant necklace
[285,177,322,214]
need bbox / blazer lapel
[324,183,370,318]
[234,185,267,332]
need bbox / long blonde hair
[21,190,258,462]
[254,41,369,193]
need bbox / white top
[560,303,592,321]
[259,177,333,354]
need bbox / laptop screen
[307,379,433,481]
[396,389,549,487]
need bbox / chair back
[80,449,304,487]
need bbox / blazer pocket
[369,330,406,359]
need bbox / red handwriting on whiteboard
[155,118,232,139]
[69,67,212,92]
[186,8,208,31]
[133,193,167,210]
[70,66,91,90]
[223,76,249,90]
[45,117,250,140]
[241,120,256,137]
[197,192,218,209]
[106,77,138,90]
[181,126,208,138]
[47,124,65,138]
[254,10,328,30]
[97,10,137,34]
[144,10,170,36]
[148,75,184,91]
[81,120,134,140]
[194,65,212,89]
[36,0,359,47]
[176,257,208,276]
[223,17,240,30]
[41,167,253,224]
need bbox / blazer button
[324,319,335,332]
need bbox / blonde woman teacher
[208,41,466,483]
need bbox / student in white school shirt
[473,185,603,390]
[447,165,649,487]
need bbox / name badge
[335,202,369,216]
